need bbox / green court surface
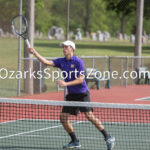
[0,119,150,150]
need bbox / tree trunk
[84,0,90,36]
[134,0,144,70]
[134,0,144,58]
[66,0,70,40]
[134,0,144,84]
[120,15,126,35]
[24,0,35,95]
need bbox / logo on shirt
[71,64,75,68]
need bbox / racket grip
[25,39,31,48]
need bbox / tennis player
[28,40,115,150]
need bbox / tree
[35,0,53,34]
[0,0,18,32]
[144,0,150,19]
[143,0,150,33]
[69,0,107,35]
[106,0,136,34]
[88,0,108,32]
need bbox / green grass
[0,38,149,62]
[34,39,150,57]
[0,38,18,69]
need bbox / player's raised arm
[28,47,54,66]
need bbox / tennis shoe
[63,140,81,149]
[105,136,115,150]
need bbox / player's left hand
[57,80,67,87]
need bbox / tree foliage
[106,0,136,34]
[143,0,150,33]
[144,0,150,19]
[0,0,19,32]
[0,0,150,35]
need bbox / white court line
[21,135,102,140]
[21,118,88,122]
[20,119,150,125]
[135,96,150,101]
[0,121,82,139]
[19,135,150,142]
[0,119,23,125]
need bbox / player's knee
[85,112,93,121]
[60,113,67,124]
[60,115,64,123]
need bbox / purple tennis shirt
[53,55,89,94]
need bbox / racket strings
[13,16,27,35]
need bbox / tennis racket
[11,15,31,48]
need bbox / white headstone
[91,33,97,41]
[130,34,135,43]
[0,28,4,37]
[55,27,64,40]
[48,26,64,40]
[97,30,103,42]
[123,33,128,40]
[103,31,110,41]
[74,28,82,40]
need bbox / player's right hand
[28,47,35,55]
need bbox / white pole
[64,0,70,100]
[17,0,22,96]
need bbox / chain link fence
[0,56,150,97]
[21,56,150,95]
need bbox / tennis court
[1,119,150,150]
[0,98,150,150]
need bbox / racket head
[11,15,28,38]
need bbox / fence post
[120,58,123,86]
[125,56,128,87]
